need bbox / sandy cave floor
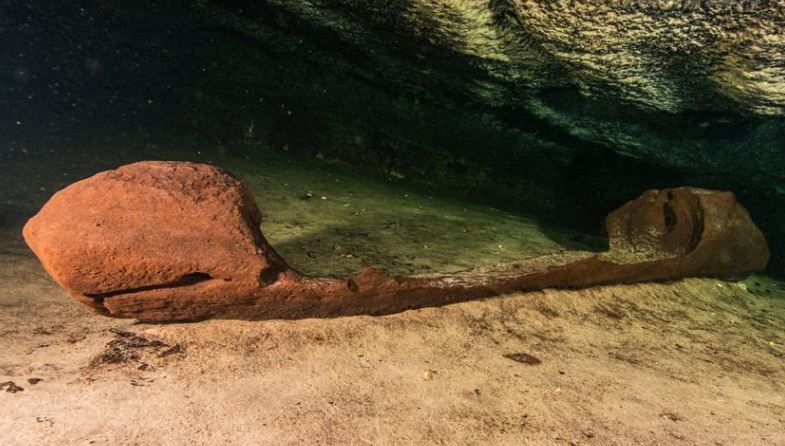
[1,135,784,445]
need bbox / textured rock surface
[263,0,785,115]
[22,161,289,315]
[23,162,769,322]
[599,187,770,279]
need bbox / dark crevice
[259,268,281,287]
[663,202,677,233]
[687,207,705,253]
[85,272,214,299]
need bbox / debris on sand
[158,344,184,358]
[89,328,183,368]
[503,352,542,365]
[660,411,684,422]
[0,381,24,393]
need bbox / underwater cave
[1,1,784,444]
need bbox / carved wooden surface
[23,161,769,322]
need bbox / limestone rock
[262,1,785,115]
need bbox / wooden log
[23,161,769,322]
